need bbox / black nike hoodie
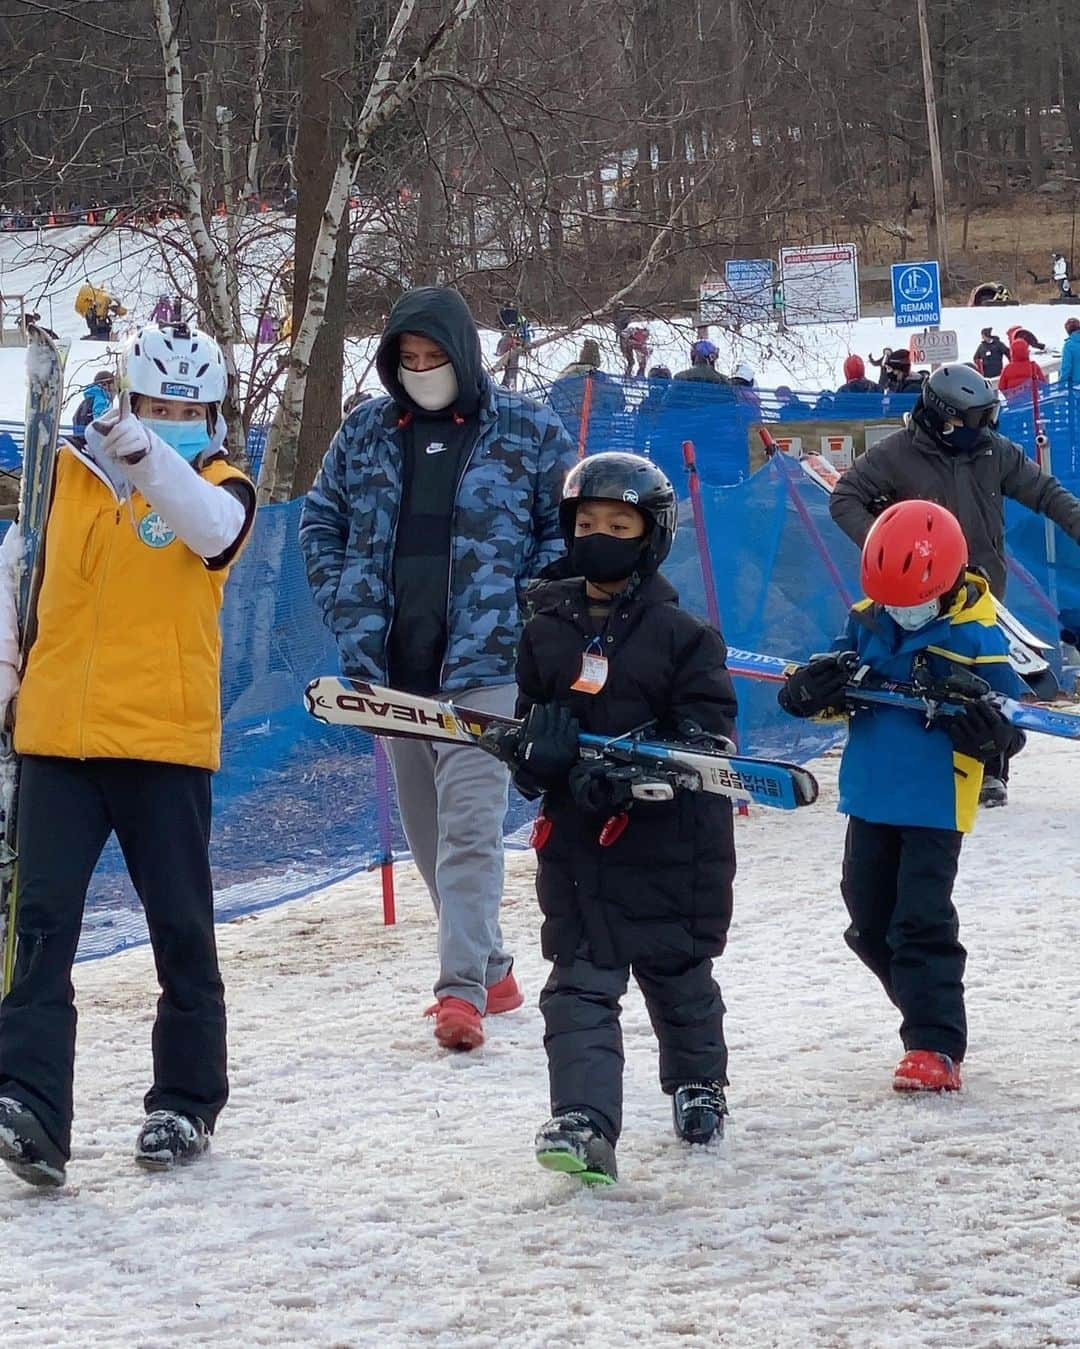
[376,287,487,693]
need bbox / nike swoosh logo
[426,443,447,455]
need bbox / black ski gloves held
[568,761,639,815]
[516,703,581,786]
[778,653,854,719]
[945,701,1023,763]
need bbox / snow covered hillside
[0,219,1075,428]
[4,738,1080,1348]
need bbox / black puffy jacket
[515,573,738,967]
[830,419,1080,598]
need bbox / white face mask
[398,361,458,411]
[884,598,942,632]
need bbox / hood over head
[375,286,484,416]
[1009,337,1030,362]
[843,354,865,381]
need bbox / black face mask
[570,534,647,583]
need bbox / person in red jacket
[837,354,878,395]
[997,336,1047,403]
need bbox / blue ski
[303,677,819,810]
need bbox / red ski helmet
[860,500,968,606]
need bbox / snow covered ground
[4,737,1080,1347]
[0,219,1076,428]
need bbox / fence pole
[682,439,748,818]
[758,426,854,610]
[373,739,396,925]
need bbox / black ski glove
[778,653,854,719]
[944,700,1020,762]
[516,702,581,786]
[568,760,640,815]
[670,718,737,754]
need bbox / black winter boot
[672,1082,728,1145]
[0,1096,66,1187]
[535,1112,617,1185]
[134,1110,210,1171]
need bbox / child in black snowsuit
[502,451,738,1184]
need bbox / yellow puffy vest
[15,446,250,771]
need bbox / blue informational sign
[724,258,774,322]
[891,261,941,328]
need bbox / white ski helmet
[121,323,228,404]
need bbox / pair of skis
[0,327,68,992]
[303,678,820,811]
[723,646,1080,742]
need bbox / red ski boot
[892,1050,962,1093]
[484,968,524,1015]
[428,997,485,1051]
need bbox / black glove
[778,653,854,719]
[477,723,522,766]
[516,703,580,786]
[670,718,737,754]
[568,760,640,814]
[944,700,1018,763]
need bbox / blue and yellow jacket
[832,573,1022,834]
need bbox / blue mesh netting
[11,374,1076,963]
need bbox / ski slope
[3,737,1079,1347]
[0,220,1075,425]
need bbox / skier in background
[71,368,116,449]
[996,336,1047,404]
[972,327,1008,379]
[1053,253,1073,299]
[674,340,729,385]
[487,452,736,1184]
[616,318,650,378]
[779,501,1024,1093]
[0,323,255,1188]
[835,354,878,395]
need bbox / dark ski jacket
[300,287,575,693]
[515,572,737,968]
[829,418,1080,597]
[973,336,1008,378]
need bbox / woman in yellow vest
[0,323,254,1187]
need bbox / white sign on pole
[698,274,729,325]
[909,329,959,364]
[779,243,860,325]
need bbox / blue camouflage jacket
[300,379,576,692]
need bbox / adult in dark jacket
[503,453,737,1182]
[973,328,1008,379]
[300,286,576,1051]
[830,363,1080,600]
[836,354,878,395]
[674,339,730,385]
[881,349,927,394]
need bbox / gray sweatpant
[384,683,515,1011]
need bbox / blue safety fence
[5,371,1068,963]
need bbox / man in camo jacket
[301,286,576,1050]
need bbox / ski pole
[1031,376,1062,629]
[758,425,853,609]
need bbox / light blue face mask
[885,598,942,632]
[143,418,211,463]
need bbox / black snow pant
[0,756,228,1159]
[539,949,726,1147]
[841,817,966,1061]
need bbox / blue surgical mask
[885,598,942,632]
[143,418,211,463]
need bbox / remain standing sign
[891,262,941,328]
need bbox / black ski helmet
[560,452,678,572]
[918,364,1000,434]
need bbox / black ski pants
[0,756,228,1158]
[841,816,966,1061]
[539,949,726,1146]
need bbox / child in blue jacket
[779,500,1024,1092]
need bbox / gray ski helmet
[920,364,1000,432]
[560,452,678,572]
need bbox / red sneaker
[485,969,524,1015]
[892,1050,962,1093]
[430,997,484,1051]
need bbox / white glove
[0,661,19,728]
[95,394,150,464]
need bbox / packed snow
[1,738,1079,1346]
